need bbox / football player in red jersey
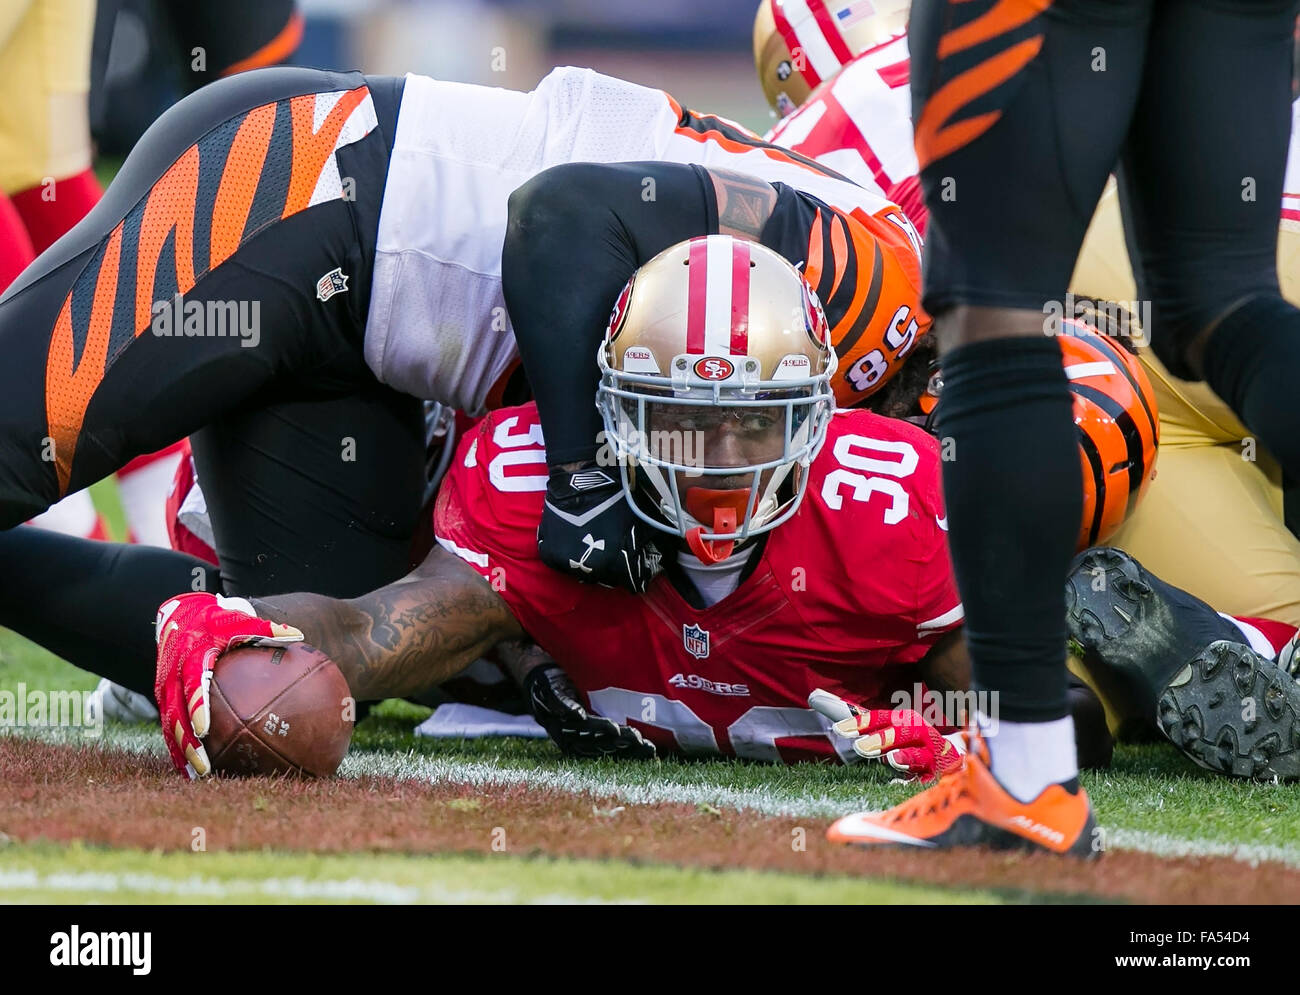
[0,235,1275,785]
[145,237,1281,783]
[148,236,969,776]
[434,237,967,764]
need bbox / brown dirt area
[0,736,1290,903]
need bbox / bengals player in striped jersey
[754,1,1300,853]
[832,0,1300,853]
[752,4,1300,765]
[0,63,925,608]
[754,0,1300,632]
[7,1,307,539]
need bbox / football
[206,643,354,778]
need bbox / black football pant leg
[0,379,426,697]
[0,527,218,698]
[912,0,1152,722]
[166,0,302,86]
[0,67,426,680]
[0,381,424,697]
[1118,0,1300,475]
[0,66,398,527]
[191,382,426,598]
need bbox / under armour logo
[569,533,606,573]
[570,469,615,491]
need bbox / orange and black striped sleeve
[759,184,930,407]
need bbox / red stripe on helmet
[686,238,709,353]
[730,240,751,355]
[808,0,856,65]
[770,0,822,89]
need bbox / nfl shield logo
[682,623,710,660]
[316,267,349,302]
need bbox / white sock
[978,712,1078,803]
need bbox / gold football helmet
[754,0,911,117]
[597,236,836,564]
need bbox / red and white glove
[154,592,303,779]
[809,688,965,783]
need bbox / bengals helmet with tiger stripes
[922,320,1158,550]
[754,0,911,116]
[1062,323,1159,550]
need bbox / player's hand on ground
[154,592,303,779]
[524,663,656,759]
[809,688,965,783]
[538,461,662,593]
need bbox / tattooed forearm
[252,548,522,702]
[707,167,778,240]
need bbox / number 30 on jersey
[820,432,919,525]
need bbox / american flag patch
[834,1,875,27]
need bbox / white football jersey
[764,36,914,201]
[1282,99,1300,231]
[364,66,900,414]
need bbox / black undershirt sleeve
[501,161,720,467]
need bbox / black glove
[523,663,657,760]
[537,461,663,593]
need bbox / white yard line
[0,868,633,905]
[345,750,1300,868]
[343,748,864,817]
[10,726,1300,869]
[1102,829,1300,868]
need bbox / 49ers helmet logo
[607,276,635,341]
[801,282,828,348]
[694,356,734,381]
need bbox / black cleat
[1159,640,1300,780]
[1066,547,1300,780]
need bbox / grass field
[5,611,1300,904]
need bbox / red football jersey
[766,37,928,238]
[433,403,962,763]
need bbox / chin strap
[683,489,747,564]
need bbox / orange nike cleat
[826,732,1100,857]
